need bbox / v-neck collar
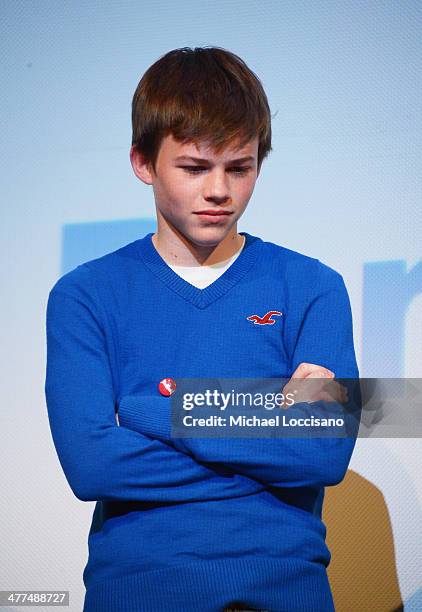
[136,231,263,309]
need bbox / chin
[187,227,230,247]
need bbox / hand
[281,362,348,407]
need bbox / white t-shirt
[167,235,246,289]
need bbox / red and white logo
[246,310,283,325]
[158,377,177,396]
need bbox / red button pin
[158,377,177,397]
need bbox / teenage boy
[45,46,359,612]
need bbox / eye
[182,166,206,174]
[229,167,251,175]
[181,166,251,176]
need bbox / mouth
[193,211,233,216]
[193,210,233,223]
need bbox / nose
[203,168,231,203]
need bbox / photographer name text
[182,414,345,428]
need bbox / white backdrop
[1,1,421,610]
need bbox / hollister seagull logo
[246,310,283,325]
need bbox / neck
[152,219,244,267]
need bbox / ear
[130,146,154,185]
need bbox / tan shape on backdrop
[324,469,403,612]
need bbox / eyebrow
[174,155,255,164]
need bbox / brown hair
[131,46,273,174]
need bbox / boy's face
[130,133,260,247]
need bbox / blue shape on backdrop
[362,260,422,377]
[61,218,156,274]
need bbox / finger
[292,362,335,379]
[290,362,310,380]
[304,370,334,379]
[321,380,347,403]
[316,391,338,403]
[314,384,349,404]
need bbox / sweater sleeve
[118,266,361,489]
[44,272,263,503]
[286,265,359,379]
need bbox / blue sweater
[44,231,359,612]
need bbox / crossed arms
[44,266,359,503]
